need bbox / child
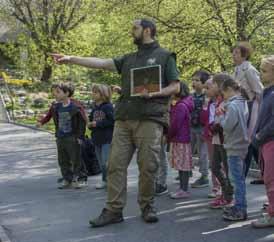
[202,78,221,198]
[37,83,88,186]
[38,84,87,127]
[89,83,114,189]
[48,83,86,189]
[252,56,274,228]
[209,74,234,208]
[190,70,210,188]
[168,82,194,199]
[219,74,249,221]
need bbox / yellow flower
[1,72,32,86]
[7,79,32,86]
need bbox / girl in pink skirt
[252,55,274,228]
[168,82,194,199]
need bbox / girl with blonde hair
[89,83,114,189]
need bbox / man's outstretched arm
[50,53,116,71]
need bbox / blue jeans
[228,156,247,212]
[94,144,111,182]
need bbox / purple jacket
[168,96,194,143]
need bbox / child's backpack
[80,137,101,176]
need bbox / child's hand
[216,105,226,115]
[111,85,122,94]
[89,121,96,128]
[220,106,226,113]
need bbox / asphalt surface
[0,123,273,242]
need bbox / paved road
[0,123,273,242]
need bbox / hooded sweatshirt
[253,85,274,147]
[168,96,194,143]
[220,95,249,158]
[89,102,114,145]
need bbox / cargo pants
[105,120,163,212]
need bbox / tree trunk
[40,64,52,82]
[236,1,248,41]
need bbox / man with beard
[51,19,180,227]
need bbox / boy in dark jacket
[191,70,210,188]
[37,84,88,186]
[44,83,86,189]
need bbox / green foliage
[1,0,274,85]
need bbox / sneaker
[252,214,274,228]
[72,180,83,189]
[95,181,107,189]
[208,192,217,198]
[155,184,168,196]
[191,176,209,188]
[89,208,124,228]
[262,203,269,212]
[58,180,72,189]
[208,188,222,198]
[170,189,190,199]
[223,207,247,221]
[142,205,159,223]
[209,196,232,209]
[78,180,88,188]
[223,205,237,215]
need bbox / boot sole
[142,216,159,223]
[58,186,73,189]
[143,218,159,223]
[223,215,247,221]
[89,218,124,228]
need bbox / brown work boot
[142,205,159,223]
[89,208,124,228]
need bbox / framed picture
[130,65,162,96]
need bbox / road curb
[0,225,12,242]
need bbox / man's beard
[133,32,144,46]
